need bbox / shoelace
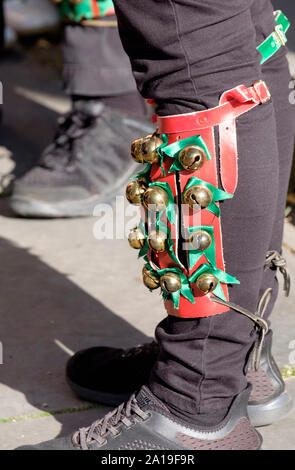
[74,394,149,450]
[264,250,290,297]
[40,110,96,169]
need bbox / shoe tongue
[73,99,105,118]
[136,386,170,414]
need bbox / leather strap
[158,81,271,194]
[257,10,290,65]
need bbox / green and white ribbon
[257,10,290,65]
[189,263,240,301]
[183,177,233,217]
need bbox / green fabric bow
[156,134,169,176]
[189,263,240,301]
[133,163,152,181]
[158,267,195,310]
[183,177,233,217]
[160,135,212,174]
[187,225,216,270]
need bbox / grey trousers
[62,16,136,97]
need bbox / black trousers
[112,0,295,423]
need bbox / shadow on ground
[0,235,149,437]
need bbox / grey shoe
[10,101,154,218]
[18,385,261,450]
[247,330,293,427]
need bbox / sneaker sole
[66,375,130,407]
[247,390,294,427]
[10,162,139,218]
[67,374,294,428]
[10,194,108,218]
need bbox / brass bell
[128,228,146,250]
[160,272,182,293]
[142,266,160,290]
[189,230,212,251]
[130,137,145,163]
[179,145,206,171]
[131,134,154,163]
[143,186,169,212]
[196,273,218,294]
[126,179,147,205]
[141,134,163,164]
[147,230,167,252]
[183,185,213,209]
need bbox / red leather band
[157,82,270,135]
[143,81,271,318]
[157,81,270,195]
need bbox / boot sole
[247,390,294,427]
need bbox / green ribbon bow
[189,263,240,301]
[133,163,152,181]
[159,135,212,174]
[187,225,216,270]
[158,267,195,310]
[183,177,233,217]
[156,134,169,176]
[148,181,176,225]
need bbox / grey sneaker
[247,330,293,427]
[10,101,154,217]
[17,386,261,450]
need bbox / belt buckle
[253,80,271,104]
[274,24,287,46]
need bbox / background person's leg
[114,0,280,424]
[62,18,146,115]
[10,11,153,218]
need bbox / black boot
[66,331,293,426]
[10,100,154,217]
[18,385,261,450]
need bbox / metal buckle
[253,80,271,104]
[274,24,287,46]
